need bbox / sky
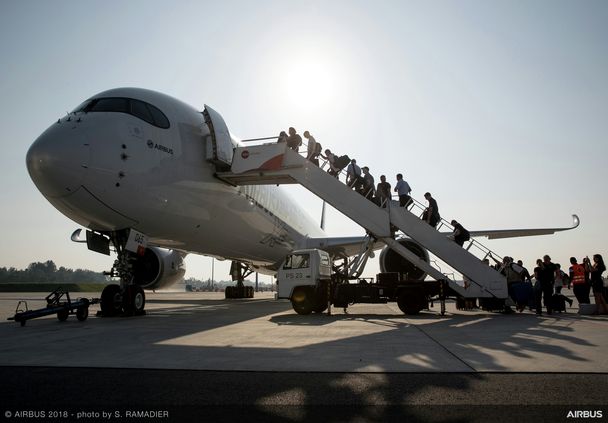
[0,0,607,283]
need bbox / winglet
[571,214,580,229]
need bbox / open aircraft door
[203,105,234,170]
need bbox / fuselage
[26,88,325,271]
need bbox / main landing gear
[225,261,254,299]
[99,230,147,317]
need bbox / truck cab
[277,249,332,314]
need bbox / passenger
[422,192,440,228]
[589,254,608,314]
[310,137,322,166]
[394,174,412,208]
[501,256,523,313]
[285,127,302,152]
[321,149,340,178]
[535,255,557,315]
[304,131,318,163]
[346,159,363,192]
[569,257,590,305]
[449,220,470,247]
[554,263,574,307]
[517,260,532,282]
[361,166,375,201]
[277,131,287,143]
[376,175,391,208]
[554,264,566,294]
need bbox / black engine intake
[131,247,185,289]
[378,239,429,280]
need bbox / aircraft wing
[305,215,579,258]
[448,214,580,240]
[304,236,384,258]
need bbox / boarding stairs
[216,143,507,298]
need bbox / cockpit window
[76,97,170,129]
[90,98,129,113]
[130,100,154,125]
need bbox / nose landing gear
[99,230,147,317]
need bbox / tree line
[184,277,276,291]
[0,260,109,284]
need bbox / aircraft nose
[26,122,90,198]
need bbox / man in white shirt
[394,173,412,207]
[346,159,362,192]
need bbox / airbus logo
[567,410,603,419]
[147,140,173,155]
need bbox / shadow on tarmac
[1,296,607,422]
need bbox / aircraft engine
[131,247,186,290]
[378,239,430,280]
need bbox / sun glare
[283,60,336,109]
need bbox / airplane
[26,87,579,317]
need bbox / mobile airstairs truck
[215,142,516,316]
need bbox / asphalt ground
[1,368,606,423]
[1,291,607,422]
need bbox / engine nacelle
[131,247,186,290]
[378,239,430,280]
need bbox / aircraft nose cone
[26,123,89,198]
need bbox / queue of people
[276,129,454,236]
[489,254,607,315]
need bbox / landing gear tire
[101,284,123,317]
[225,286,234,299]
[57,309,69,322]
[291,287,314,315]
[76,306,89,321]
[397,291,426,315]
[123,285,146,316]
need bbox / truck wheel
[76,306,89,321]
[313,303,328,313]
[57,309,69,322]
[397,292,425,315]
[312,290,328,313]
[291,287,313,315]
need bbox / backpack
[314,142,322,154]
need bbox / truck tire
[291,286,314,315]
[313,302,328,313]
[397,291,426,315]
[312,289,328,313]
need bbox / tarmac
[1,290,607,422]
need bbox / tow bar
[7,287,100,326]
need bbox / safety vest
[570,263,587,285]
